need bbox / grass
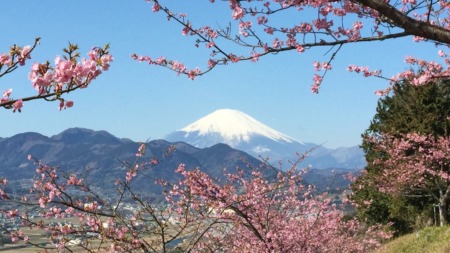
[375,226,450,253]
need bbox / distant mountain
[165,109,366,169]
[0,128,271,201]
[169,108,300,146]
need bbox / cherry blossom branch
[0,42,113,112]
[0,38,40,78]
[136,0,450,93]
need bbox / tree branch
[354,0,450,44]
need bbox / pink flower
[313,61,321,71]
[182,25,190,36]
[65,207,74,215]
[126,170,136,182]
[152,3,161,12]
[11,235,18,243]
[0,54,11,66]
[264,27,274,35]
[136,144,146,157]
[88,49,98,61]
[18,46,32,65]
[232,6,244,20]
[187,69,199,80]
[150,158,159,165]
[257,16,268,25]
[58,100,74,110]
[39,196,49,208]
[65,101,74,108]
[208,59,217,68]
[272,38,282,48]
[67,174,82,185]
[3,88,12,98]
[21,46,32,59]
[0,178,7,185]
[322,62,332,70]
[313,74,322,83]
[296,45,305,53]
[12,99,23,112]
[7,209,18,218]
[251,52,260,62]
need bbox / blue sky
[0,1,440,148]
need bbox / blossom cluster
[0,42,37,112]
[1,41,112,111]
[166,162,391,252]
[0,144,391,252]
[371,133,450,194]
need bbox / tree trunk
[438,189,449,226]
[438,204,445,227]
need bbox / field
[375,226,450,253]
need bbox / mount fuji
[165,109,366,169]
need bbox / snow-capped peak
[179,109,301,145]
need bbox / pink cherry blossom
[152,3,161,12]
[136,0,450,95]
[232,6,244,20]
[1,41,112,111]
[12,99,23,112]
[2,88,12,98]
[370,133,450,226]
[0,54,11,66]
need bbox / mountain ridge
[0,127,356,201]
[0,128,272,200]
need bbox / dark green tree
[351,79,450,235]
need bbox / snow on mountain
[166,109,313,162]
[165,109,366,169]
[177,109,302,147]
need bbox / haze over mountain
[165,109,366,169]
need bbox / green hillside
[375,226,450,253]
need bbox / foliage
[371,133,450,227]
[0,146,391,252]
[366,80,450,137]
[352,80,450,234]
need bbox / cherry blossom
[134,0,450,93]
[0,144,391,252]
[369,133,450,226]
[0,39,112,111]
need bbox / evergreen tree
[352,79,450,234]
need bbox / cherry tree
[0,145,391,252]
[0,38,112,112]
[369,133,450,226]
[166,162,391,252]
[133,0,450,94]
